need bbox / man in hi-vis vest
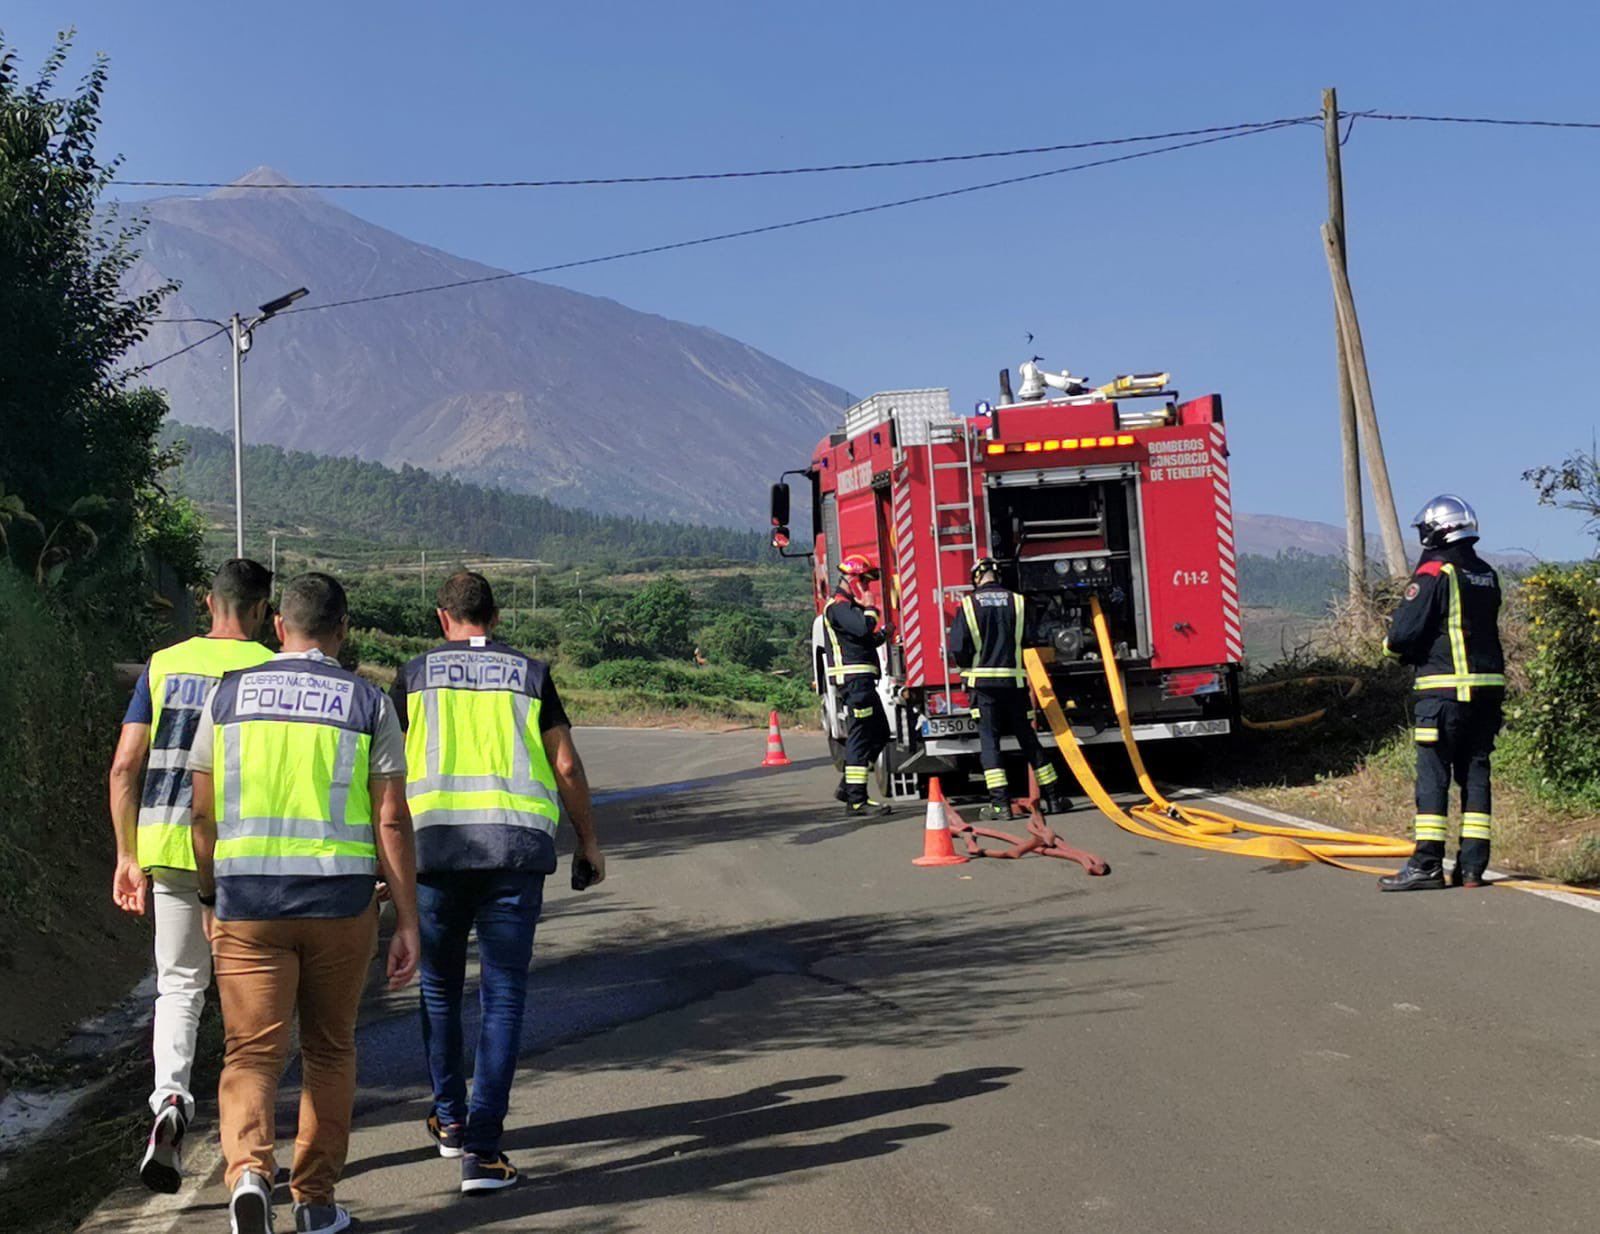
[393,570,605,1194]
[190,572,419,1234]
[108,558,273,1193]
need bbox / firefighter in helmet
[946,558,1070,820]
[824,554,893,818]
[1379,495,1505,892]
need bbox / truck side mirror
[770,481,791,528]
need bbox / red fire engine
[769,364,1243,801]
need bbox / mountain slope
[121,168,851,526]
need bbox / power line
[109,116,1317,191]
[1357,111,1600,131]
[285,119,1312,317]
[120,324,230,377]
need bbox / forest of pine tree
[166,423,769,564]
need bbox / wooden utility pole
[421,550,427,603]
[1321,222,1408,577]
[1323,89,1367,594]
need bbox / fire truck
[769,362,1243,801]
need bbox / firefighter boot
[978,794,1010,823]
[1451,839,1491,889]
[834,778,848,805]
[1040,787,1071,816]
[845,799,892,819]
[1378,843,1446,892]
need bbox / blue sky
[9,2,1599,555]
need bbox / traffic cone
[914,777,969,867]
[760,710,792,767]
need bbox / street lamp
[224,287,309,557]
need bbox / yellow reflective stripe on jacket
[1415,673,1507,691]
[138,636,273,870]
[824,610,876,681]
[213,714,377,881]
[1414,727,1439,744]
[1440,564,1473,700]
[404,683,561,834]
[961,593,1026,686]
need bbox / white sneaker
[230,1170,275,1234]
[139,1095,187,1194]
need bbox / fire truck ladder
[923,417,984,691]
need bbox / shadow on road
[353,1067,1018,1232]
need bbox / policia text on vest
[188,572,421,1224]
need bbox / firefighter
[824,554,892,818]
[946,559,1069,820]
[1378,495,1505,892]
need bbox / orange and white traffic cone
[760,710,792,768]
[913,777,970,867]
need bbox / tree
[563,600,630,660]
[1525,444,1600,546]
[0,33,202,611]
[699,611,774,670]
[622,575,694,659]
[704,573,758,607]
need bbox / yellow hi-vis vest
[960,591,1027,687]
[210,655,382,920]
[137,636,273,870]
[399,641,562,874]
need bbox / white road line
[1195,790,1600,917]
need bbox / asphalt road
[82,728,1600,1233]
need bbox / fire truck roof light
[1116,434,1135,445]
[1098,436,1117,447]
[986,443,1005,455]
[1023,441,1043,453]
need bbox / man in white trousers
[108,559,274,1192]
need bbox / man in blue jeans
[392,571,606,1192]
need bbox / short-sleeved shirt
[189,648,407,778]
[389,637,570,734]
[123,672,155,725]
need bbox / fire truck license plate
[922,715,978,738]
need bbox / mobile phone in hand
[571,854,598,891]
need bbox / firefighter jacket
[823,589,885,683]
[1384,542,1505,700]
[947,583,1035,689]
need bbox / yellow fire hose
[1239,675,1362,731]
[1025,598,1600,897]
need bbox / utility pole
[421,550,427,604]
[230,314,246,558]
[531,569,537,612]
[270,532,279,599]
[1323,89,1367,595]
[511,577,519,630]
[1321,222,1409,577]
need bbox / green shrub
[1521,562,1600,792]
[698,611,774,670]
[512,613,561,652]
[0,566,117,927]
[582,658,810,713]
[622,575,694,658]
[346,628,433,669]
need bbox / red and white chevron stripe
[1211,427,1244,662]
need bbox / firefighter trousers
[1413,690,1503,852]
[971,686,1062,802]
[840,676,890,805]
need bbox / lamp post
[222,287,309,557]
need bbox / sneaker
[461,1152,519,1194]
[293,1202,352,1233]
[229,1170,275,1234]
[426,1112,464,1159]
[139,1095,186,1194]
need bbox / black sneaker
[229,1170,275,1234]
[1378,859,1446,892]
[426,1112,464,1159]
[461,1152,519,1194]
[139,1094,186,1194]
